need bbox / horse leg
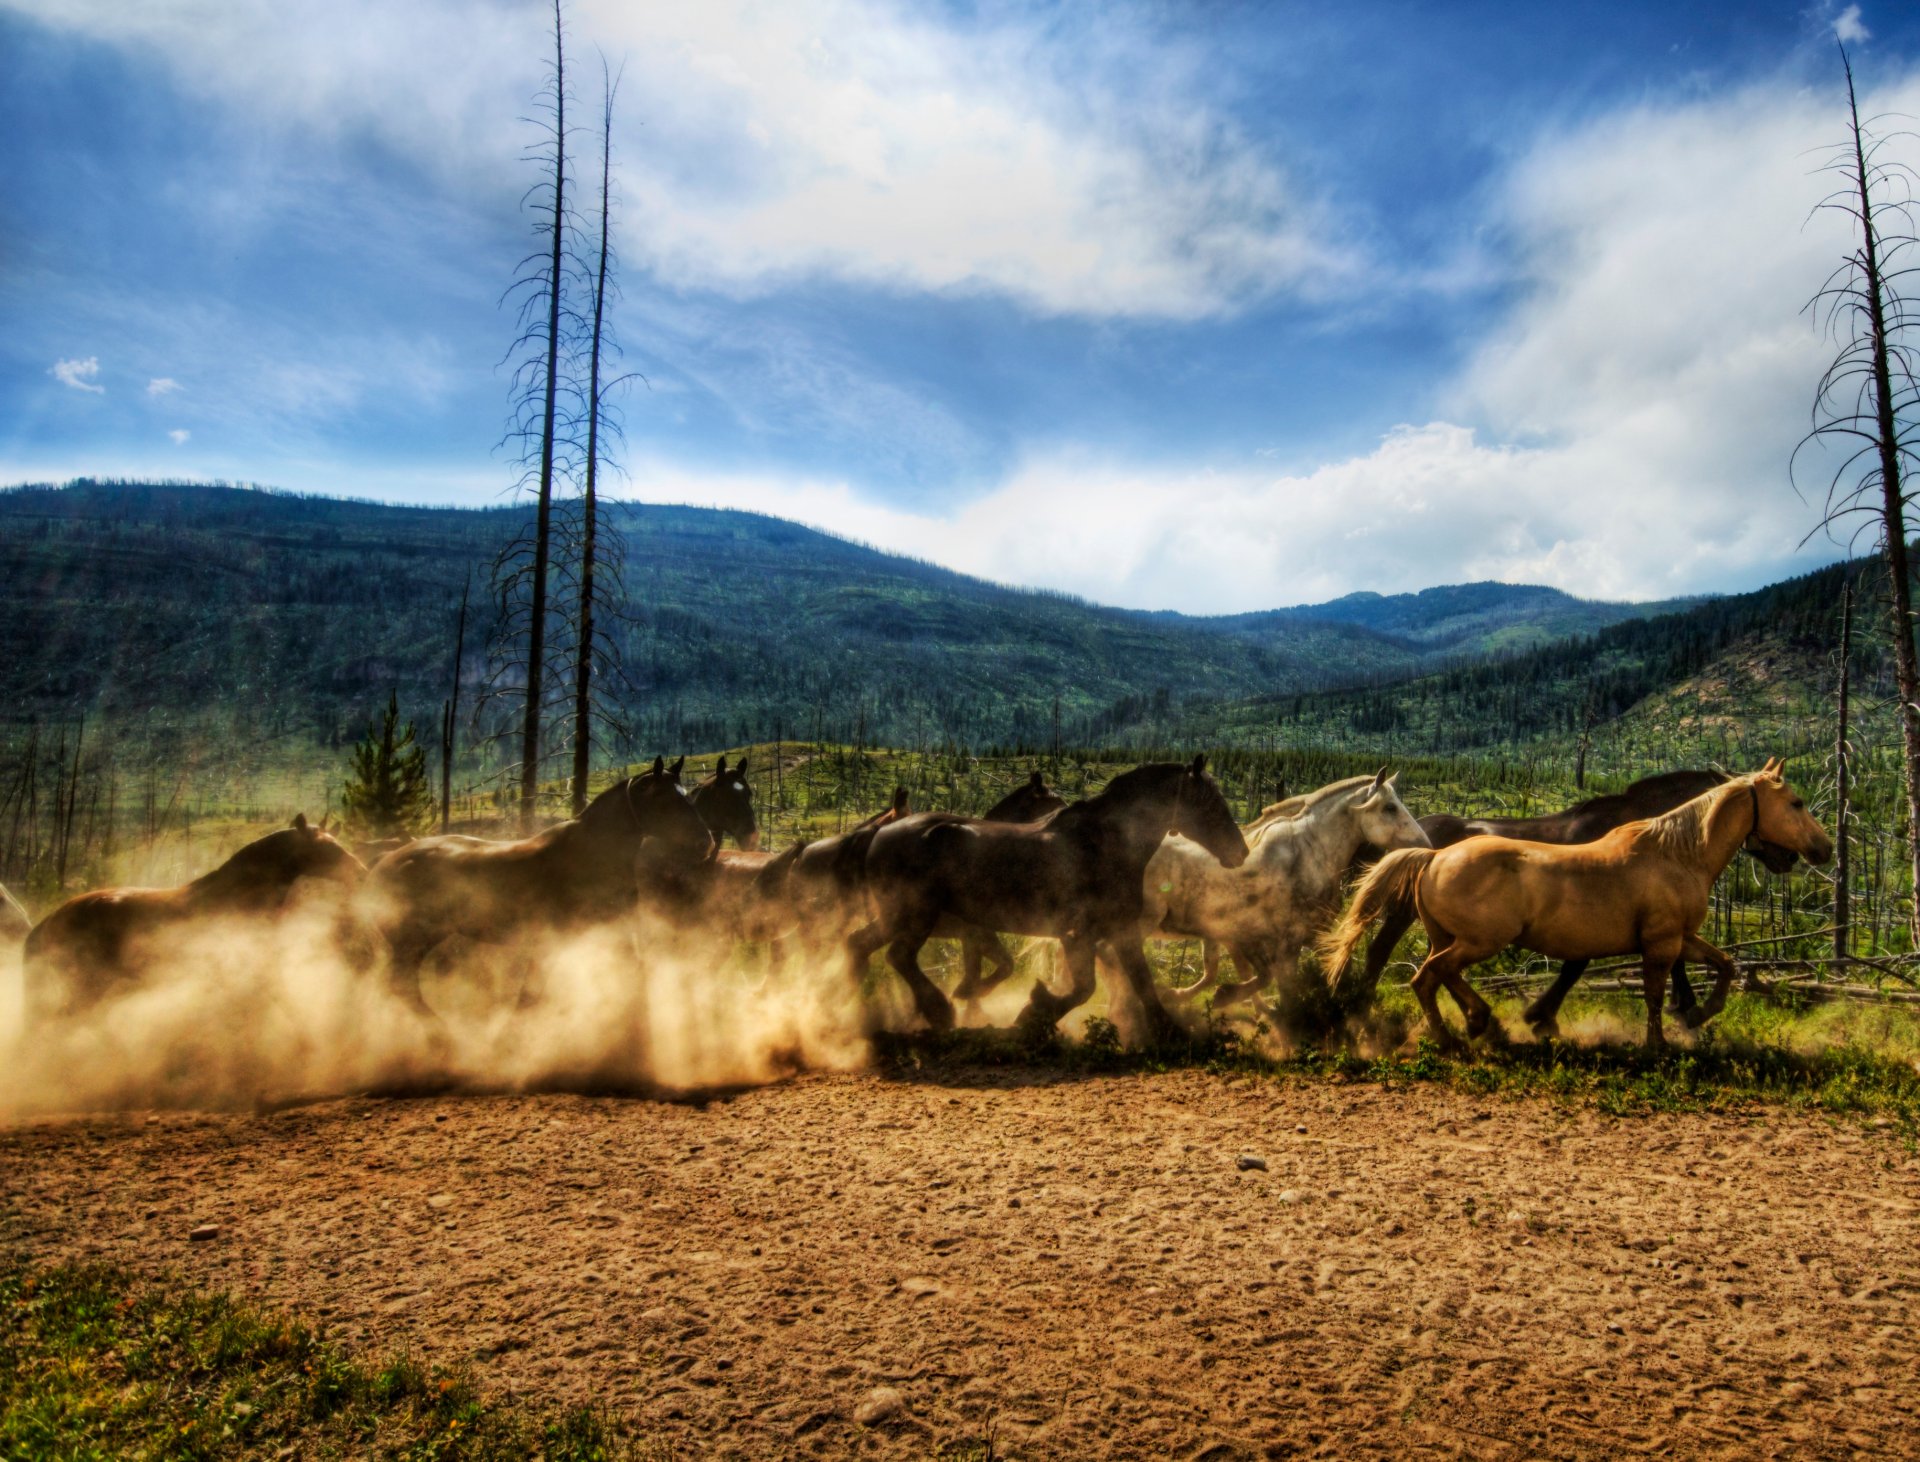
[1210,941,1277,1008]
[1521,959,1589,1041]
[842,922,888,988]
[1408,945,1468,1052]
[952,928,987,1003]
[1361,897,1419,1001]
[1638,943,1680,1049]
[1678,933,1737,1029]
[1668,957,1701,1019]
[885,933,956,1033]
[1019,936,1097,1033]
[1202,938,1221,989]
[384,929,439,1018]
[1110,939,1185,1046]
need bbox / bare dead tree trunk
[572,67,618,818]
[519,0,568,834]
[1834,578,1854,959]
[1800,48,1920,940]
[442,572,469,834]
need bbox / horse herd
[6,751,1833,1052]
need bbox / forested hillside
[0,479,1672,758]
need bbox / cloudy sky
[3,0,1916,612]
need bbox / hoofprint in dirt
[2,1073,1915,1461]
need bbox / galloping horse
[1141,770,1430,1008]
[368,757,714,1009]
[23,814,365,1019]
[1358,770,1802,1036]
[862,758,1249,1041]
[691,754,760,850]
[1320,761,1832,1049]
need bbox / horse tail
[1319,847,1436,990]
[753,840,808,900]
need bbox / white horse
[1138,770,1430,1008]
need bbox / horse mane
[1642,777,1748,856]
[1244,775,1377,836]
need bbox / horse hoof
[1530,1019,1560,1043]
[1465,1008,1492,1040]
[1679,1005,1709,1031]
[922,998,957,1034]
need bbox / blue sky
[3,0,1916,611]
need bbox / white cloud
[168,429,191,445]
[1834,6,1870,44]
[48,356,105,393]
[147,377,182,395]
[10,0,1352,320]
[623,66,1920,610]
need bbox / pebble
[1277,1189,1302,1205]
[427,1193,454,1209]
[189,1223,219,1242]
[855,1386,904,1425]
[1235,1155,1267,1172]
[1007,1196,1021,1208]
[1295,1125,1308,1135]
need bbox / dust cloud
[0,882,870,1117]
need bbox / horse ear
[715,754,728,776]
[893,786,910,812]
[1029,770,1044,788]
[735,754,748,777]
[1189,754,1207,776]
[1371,766,1389,792]
[670,756,686,780]
[291,812,309,832]
[651,755,665,777]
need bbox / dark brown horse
[690,754,760,850]
[367,757,714,1009]
[1359,769,1800,1037]
[861,758,1249,1042]
[23,814,365,1019]
[778,787,915,977]
[953,771,1069,1006]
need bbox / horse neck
[1653,781,1754,879]
[1068,767,1185,858]
[185,849,287,913]
[1254,795,1369,893]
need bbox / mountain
[0,479,1733,760]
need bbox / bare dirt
[3,1069,1917,1460]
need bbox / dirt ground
[2,1069,1917,1460]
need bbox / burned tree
[1798,49,1920,938]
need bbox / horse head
[1349,768,1431,853]
[692,754,761,850]
[1172,755,1250,869]
[285,813,368,885]
[1748,759,1833,867]
[984,770,1068,824]
[622,758,716,862]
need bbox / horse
[950,771,1070,1008]
[861,757,1250,1042]
[1358,769,1803,1037]
[1138,770,1430,1010]
[22,814,365,1019]
[367,757,714,1010]
[691,754,760,850]
[1319,761,1832,1050]
[777,787,915,979]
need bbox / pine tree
[342,692,436,839]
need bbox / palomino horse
[23,814,365,1019]
[691,754,760,850]
[1320,761,1832,1049]
[1359,769,1802,1036]
[1141,770,1429,1009]
[862,758,1250,1042]
[368,757,714,1009]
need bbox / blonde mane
[1243,775,1381,837]
[1642,776,1752,856]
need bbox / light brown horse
[23,814,365,1019]
[367,757,714,1009]
[1319,761,1832,1049]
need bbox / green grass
[873,989,1920,1135]
[0,1260,664,1461]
